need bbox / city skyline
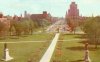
[0,0,100,17]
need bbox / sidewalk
[40,33,60,62]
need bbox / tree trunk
[73,29,75,34]
[95,40,98,49]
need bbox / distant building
[51,17,59,23]
[0,12,3,18]
[30,11,51,21]
[13,15,23,21]
[24,11,31,19]
[66,1,81,28]
[66,2,79,19]
[24,11,27,18]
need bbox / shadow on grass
[78,41,100,45]
[9,37,19,39]
[73,34,87,39]
[69,59,84,62]
[75,34,100,45]
[0,38,6,40]
[9,35,28,39]
[66,46,99,51]
[66,46,84,51]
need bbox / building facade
[67,2,79,19]
[30,11,51,21]
[66,1,81,30]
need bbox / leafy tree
[40,19,51,32]
[82,17,100,49]
[14,21,23,36]
[67,18,77,34]
[0,21,5,36]
[29,20,36,35]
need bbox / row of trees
[0,17,51,38]
[82,17,100,49]
[10,19,35,36]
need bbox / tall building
[24,11,31,19]
[65,1,80,30]
[24,11,27,18]
[67,1,79,19]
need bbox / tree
[82,17,100,49]
[40,19,51,32]
[11,18,37,36]
[67,18,77,34]
[0,19,10,38]
[0,21,5,36]
[14,21,23,36]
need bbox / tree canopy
[82,17,100,48]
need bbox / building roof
[31,14,44,19]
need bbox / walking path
[0,39,86,44]
[0,41,46,44]
[40,33,60,62]
[59,39,86,42]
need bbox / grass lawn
[0,33,54,62]
[51,34,100,62]
[0,42,49,62]
[0,33,54,42]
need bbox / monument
[84,43,91,62]
[2,43,13,61]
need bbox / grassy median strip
[0,33,54,42]
[0,33,54,62]
[51,34,100,62]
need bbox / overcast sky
[0,0,100,17]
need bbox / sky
[0,0,100,17]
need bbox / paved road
[46,19,84,34]
[46,20,67,33]
[39,33,60,62]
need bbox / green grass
[0,42,48,62]
[62,34,81,40]
[0,33,54,62]
[0,33,54,42]
[51,34,100,62]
